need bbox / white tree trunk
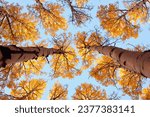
[0,45,63,67]
[94,45,150,78]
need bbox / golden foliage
[13,57,46,77]
[22,57,46,76]
[75,32,103,69]
[76,0,89,7]
[33,3,67,36]
[90,55,118,86]
[51,35,80,78]
[140,85,150,100]
[1,57,46,89]
[11,79,46,100]
[39,0,45,2]
[126,2,148,24]
[72,83,107,100]
[97,4,139,40]
[49,82,68,100]
[0,4,39,43]
[119,68,142,99]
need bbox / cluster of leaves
[49,82,68,100]
[0,2,39,44]
[51,34,81,78]
[97,4,140,40]
[97,0,149,40]
[32,1,67,36]
[75,32,103,69]
[62,0,92,25]
[11,79,46,100]
[72,83,107,100]
[76,0,89,7]
[119,68,143,99]
[124,1,149,24]
[140,85,150,100]
[0,57,46,89]
[90,55,119,86]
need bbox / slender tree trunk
[0,45,63,67]
[93,45,150,78]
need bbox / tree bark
[0,45,63,67]
[93,45,150,78]
[1,45,150,78]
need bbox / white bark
[94,45,150,78]
[0,45,63,67]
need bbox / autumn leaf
[51,34,80,78]
[11,79,46,100]
[140,85,150,100]
[125,2,148,24]
[72,83,107,100]
[76,0,89,7]
[49,82,68,100]
[39,0,45,2]
[75,32,103,70]
[22,57,46,76]
[97,4,139,40]
[0,57,46,90]
[90,55,119,86]
[33,3,67,36]
[0,3,39,43]
[118,68,142,99]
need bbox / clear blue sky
[5,0,150,100]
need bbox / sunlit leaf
[90,55,119,86]
[49,82,68,100]
[33,3,67,36]
[0,3,39,43]
[75,32,103,69]
[51,34,80,78]
[73,83,107,100]
[97,4,139,40]
[11,79,46,100]
[119,68,143,99]
[141,85,150,100]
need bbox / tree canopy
[0,0,150,100]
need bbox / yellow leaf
[51,34,80,78]
[11,79,46,100]
[0,4,39,43]
[118,68,142,98]
[140,86,150,100]
[49,82,68,100]
[33,3,68,36]
[73,83,107,100]
[76,0,89,7]
[90,55,118,86]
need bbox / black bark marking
[140,72,147,78]
[0,46,11,59]
[0,46,11,67]
[123,61,126,66]
[109,47,116,57]
[118,51,124,60]
[17,47,25,61]
[143,50,150,53]
[10,45,17,48]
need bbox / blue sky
[5,0,150,100]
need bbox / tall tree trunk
[93,45,150,78]
[0,45,63,67]
[1,45,150,78]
